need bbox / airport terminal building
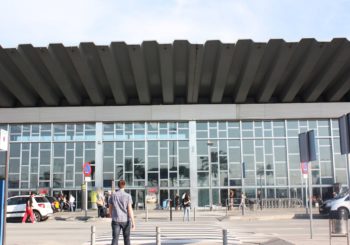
[1,39,350,208]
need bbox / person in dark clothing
[22,192,35,223]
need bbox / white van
[7,195,53,222]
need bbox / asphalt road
[5,211,349,245]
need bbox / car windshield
[334,192,349,199]
[35,196,49,203]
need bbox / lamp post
[207,140,214,211]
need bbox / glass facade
[0,119,347,207]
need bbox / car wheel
[338,207,349,218]
[33,210,42,222]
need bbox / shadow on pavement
[293,213,329,219]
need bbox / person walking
[109,180,135,245]
[69,193,75,212]
[182,193,191,222]
[229,190,234,210]
[96,190,105,218]
[238,192,246,209]
[22,192,35,223]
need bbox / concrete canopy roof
[1,39,350,108]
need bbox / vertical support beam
[189,121,198,208]
[95,122,103,189]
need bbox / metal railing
[224,197,303,210]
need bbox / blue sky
[0,0,349,47]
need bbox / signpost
[298,130,317,239]
[0,129,9,245]
[82,162,91,218]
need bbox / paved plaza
[5,208,350,245]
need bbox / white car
[330,192,350,215]
[7,195,53,222]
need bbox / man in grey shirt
[109,180,135,245]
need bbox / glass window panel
[147,122,158,131]
[197,122,208,130]
[73,174,82,187]
[318,127,330,137]
[115,166,123,180]
[169,172,177,187]
[287,139,299,154]
[39,166,50,180]
[160,149,168,163]
[336,170,347,184]
[334,154,346,168]
[125,173,133,186]
[148,172,158,187]
[76,143,83,156]
[169,156,177,171]
[319,147,331,161]
[209,129,217,138]
[290,170,301,185]
[134,165,145,179]
[169,141,177,155]
[255,148,264,162]
[265,140,272,154]
[148,141,158,155]
[320,162,332,176]
[219,156,228,170]
[179,165,189,179]
[116,150,123,163]
[197,156,209,170]
[198,172,209,187]
[219,131,227,138]
[53,159,64,172]
[160,165,168,179]
[312,170,320,185]
[220,172,228,186]
[179,149,189,163]
[22,151,29,165]
[255,127,263,137]
[30,159,38,173]
[21,166,29,180]
[10,143,20,157]
[242,156,254,170]
[125,142,132,156]
[40,151,51,165]
[197,131,208,138]
[8,174,20,188]
[103,142,114,157]
[197,141,209,155]
[31,143,39,157]
[228,148,241,163]
[148,156,158,171]
[229,164,241,178]
[134,149,145,164]
[53,174,64,188]
[228,127,240,138]
[66,151,74,165]
[289,155,300,169]
[124,158,132,172]
[275,164,287,177]
[219,140,227,154]
[103,157,114,172]
[85,151,95,164]
[242,122,253,130]
[66,166,74,180]
[274,147,286,161]
[53,143,65,157]
[242,140,254,154]
[228,140,240,148]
